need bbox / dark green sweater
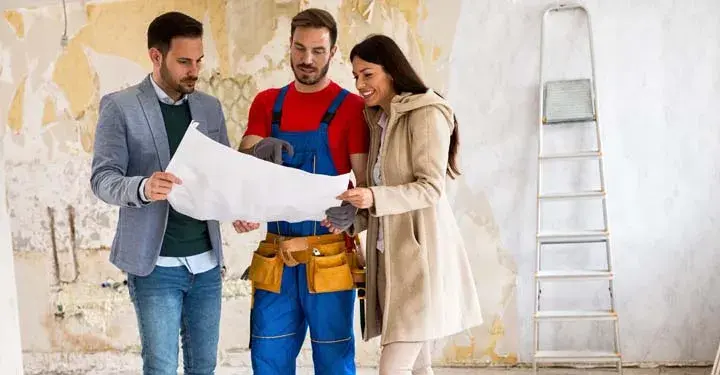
[158,100,212,257]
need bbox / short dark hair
[147,11,203,55]
[350,34,462,179]
[291,8,337,47]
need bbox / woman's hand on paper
[337,187,374,209]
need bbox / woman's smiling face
[352,56,395,108]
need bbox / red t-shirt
[243,81,369,175]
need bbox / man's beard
[160,61,197,95]
[292,59,330,86]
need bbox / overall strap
[271,84,291,128]
[319,89,349,128]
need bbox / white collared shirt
[140,75,218,274]
[150,76,188,105]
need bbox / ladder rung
[535,310,617,321]
[539,191,605,200]
[536,270,613,281]
[539,151,601,160]
[534,350,621,363]
[537,230,608,243]
[542,117,597,125]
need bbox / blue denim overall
[250,84,356,375]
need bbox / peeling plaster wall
[1,0,519,372]
[0,121,24,375]
[6,0,717,372]
[448,0,720,365]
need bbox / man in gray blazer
[90,11,229,374]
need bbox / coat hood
[365,89,454,127]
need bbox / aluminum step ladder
[711,340,720,375]
[533,3,622,374]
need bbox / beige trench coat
[351,89,483,345]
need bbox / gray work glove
[252,137,294,164]
[324,201,358,231]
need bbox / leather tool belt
[246,232,365,294]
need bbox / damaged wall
[1,0,517,372]
[0,115,23,375]
[448,0,720,365]
[6,0,718,372]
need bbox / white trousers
[377,250,434,375]
[379,341,434,375]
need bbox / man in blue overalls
[235,8,369,375]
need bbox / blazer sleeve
[90,94,146,208]
[369,106,452,217]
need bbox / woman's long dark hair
[349,34,461,179]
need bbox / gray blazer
[90,74,230,277]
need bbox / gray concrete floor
[36,366,713,374]
[220,367,711,375]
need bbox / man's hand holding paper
[143,171,183,202]
[321,201,357,234]
[249,137,294,164]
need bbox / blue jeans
[128,265,222,375]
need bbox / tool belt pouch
[307,249,355,294]
[350,262,366,299]
[346,252,366,280]
[247,242,283,293]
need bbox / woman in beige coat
[323,34,483,375]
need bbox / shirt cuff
[138,178,150,203]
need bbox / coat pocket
[248,242,284,293]
[405,211,422,249]
[307,252,354,294]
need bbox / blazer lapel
[137,76,171,169]
[188,94,210,138]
